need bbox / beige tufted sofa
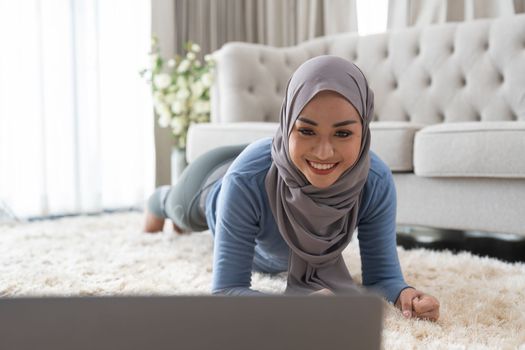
[187,14,525,237]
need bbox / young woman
[144,55,440,321]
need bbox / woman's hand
[309,288,335,296]
[395,287,440,322]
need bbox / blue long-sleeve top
[205,137,410,304]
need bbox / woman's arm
[358,169,439,320]
[211,174,270,296]
[357,170,410,303]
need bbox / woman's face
[288,90,363,189]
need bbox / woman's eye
[298,128,315,136]
[336,130,352,138]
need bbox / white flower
[186,52,196,60]
[158,115,171,128]
[204,54,212,62]
[191,43,201,52]
[164,92,177,105]
[176,88,190,100]
[177,59,190,73]
[176,76,188,88]
[153,73,172,90]
[153,91,164,104]
[158,108,172,128]
[156,100,173,128]
[201,73,212,87]
[171,117,185,135]
[195,61,202,68]
[191,81,204,97]
[193,100,210,114]
[167,59,176,68]
[155,102,171,117]
[171,100,186,114]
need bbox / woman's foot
[143,209,165,233]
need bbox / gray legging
[147,144,248,232]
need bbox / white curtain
[0,0,155,220]
[173,0,358,57]
[387,0,525,28]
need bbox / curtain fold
[0,0,155,219]
[171,0,358,57]
[387,0,525,28]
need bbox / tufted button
[414,46,420,56]
[384,49,389,59]
[284,56,291,67]
[498,72,504,84]
[259,55,265,64]
[248,86,254,93]
[392,80,398,89]
[483,41,489,51]
[474,112,482,121]
[449,44,455,54]
[437,111,445,121]
[510,112,518,121]
[374,114,379,121]
[263,114,271,122]
[460,76,466,87]
[405,113,412,121]
[426,76,432,87]
[351,52,358,61]
[275,85,281,94]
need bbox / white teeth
[308,160,337,170]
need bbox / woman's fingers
[413,296,435,313]
[412,295,440,321]
[396,288,440,321]
[413,310,440,322]
[398,288,417,317]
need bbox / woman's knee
[147,185,171,218]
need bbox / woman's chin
[308,177,337,189]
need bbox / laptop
[0,294,383,350]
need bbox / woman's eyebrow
[297,117,358,127]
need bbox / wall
[151,0,176,186]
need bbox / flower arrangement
[141,37,215,150]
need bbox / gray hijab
[264,55,373,295]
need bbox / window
[0,0,155,219]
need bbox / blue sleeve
[211,174,270,296]
[357,171,412,304]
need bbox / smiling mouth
[306,160,339,174]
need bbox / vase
[171,147,188,185]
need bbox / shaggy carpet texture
[1,212,524,349]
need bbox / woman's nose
[312,139,335,160]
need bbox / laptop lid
[0,294,383,350]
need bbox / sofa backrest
[211,14,525,125]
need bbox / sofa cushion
[414,122,525,178]
[188,121,423,173]
[370,122,425,172]
[187,123,278,162]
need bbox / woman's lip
[306,160,339,174]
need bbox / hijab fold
[264,55,374,295]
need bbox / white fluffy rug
[1,212,524,349]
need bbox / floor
[397,226,525,263]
